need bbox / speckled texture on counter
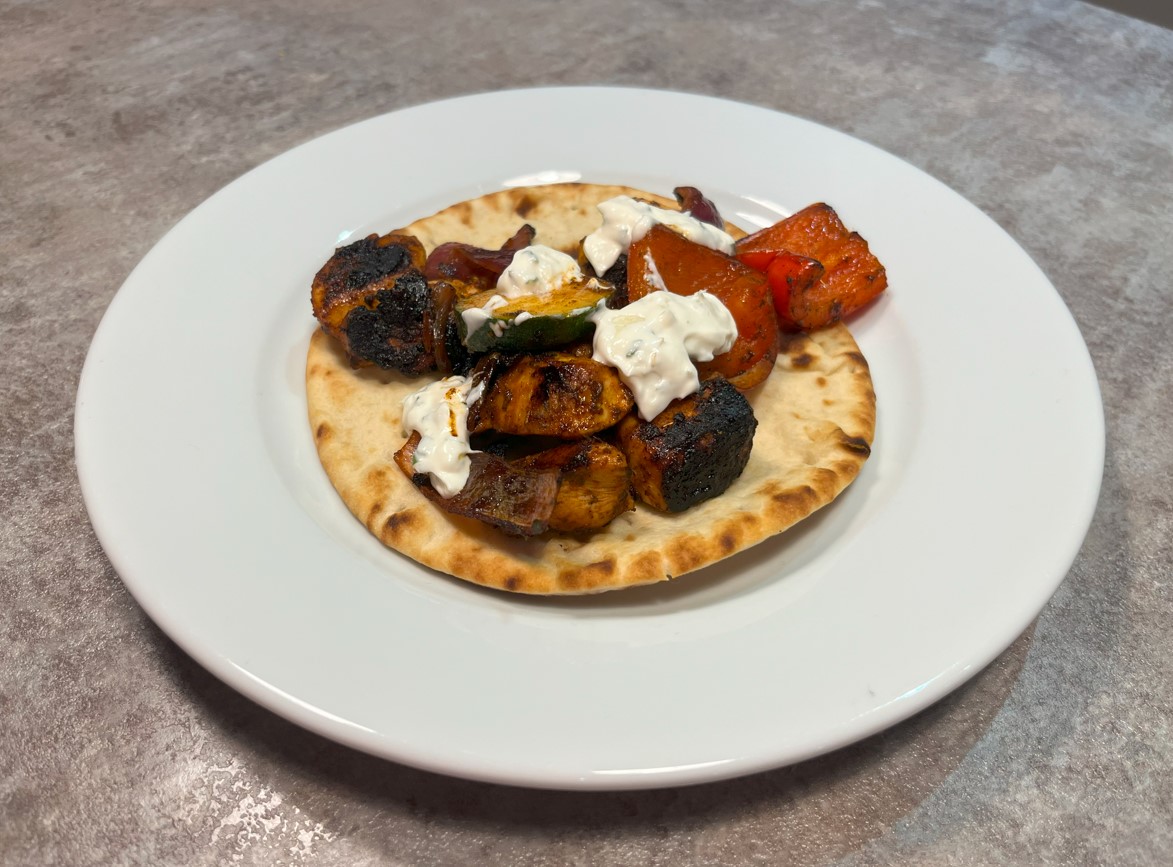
[2,0,1170,864]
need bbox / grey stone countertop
[2,0,1170,864]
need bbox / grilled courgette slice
[455,281,612,353]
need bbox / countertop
[2,0,1170,864]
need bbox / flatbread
[306,183,876,594]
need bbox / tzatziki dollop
[460,244,585,339]
[401,376,484,497]
[590,291,738,421]
[496,244,583,298]
[582,196,736,275]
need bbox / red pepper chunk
[746,252,826,329]
[735,203,887,332]
[734,249,777,272]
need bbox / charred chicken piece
[312,232,425,336]
[617,378,757,513]
[394,432,559,537]
[311,232,444,375]
[468,352,634,439]
[515,439,634,533]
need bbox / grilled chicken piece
[617,377,757,513]
[394,432,559,536]
[515,439,634,532]
[311,232,444,375]
[468,352,634,439]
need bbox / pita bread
[306,183,875,594]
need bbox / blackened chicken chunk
[311,232,425,336]
[341,270,437,374]
[617,378,757,513]
[311,232,442,375]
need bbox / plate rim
[74,86,1106,790]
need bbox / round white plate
[75,87,1104,790]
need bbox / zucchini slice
[456,280,612,352]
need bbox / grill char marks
[618,378,757,513]
[311,232,443,374]
[338,236,414,289]
[342,272,434,375]
[467,351,634,439]
[312,233,425,333]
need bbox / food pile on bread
[306,183,885,594]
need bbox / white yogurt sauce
[582,196,736,275]
[496,244,583,298]
[641,247,668,292]
[401,376,484,497]
[459,294,511,340]
[590,291,738,421]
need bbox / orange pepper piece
[627,224,778,390]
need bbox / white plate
[75,87,1104,790]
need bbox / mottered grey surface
[2,0,1170,864]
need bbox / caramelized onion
[422,224,536,289]
[673,186,723,228]
[394,432,559,536]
